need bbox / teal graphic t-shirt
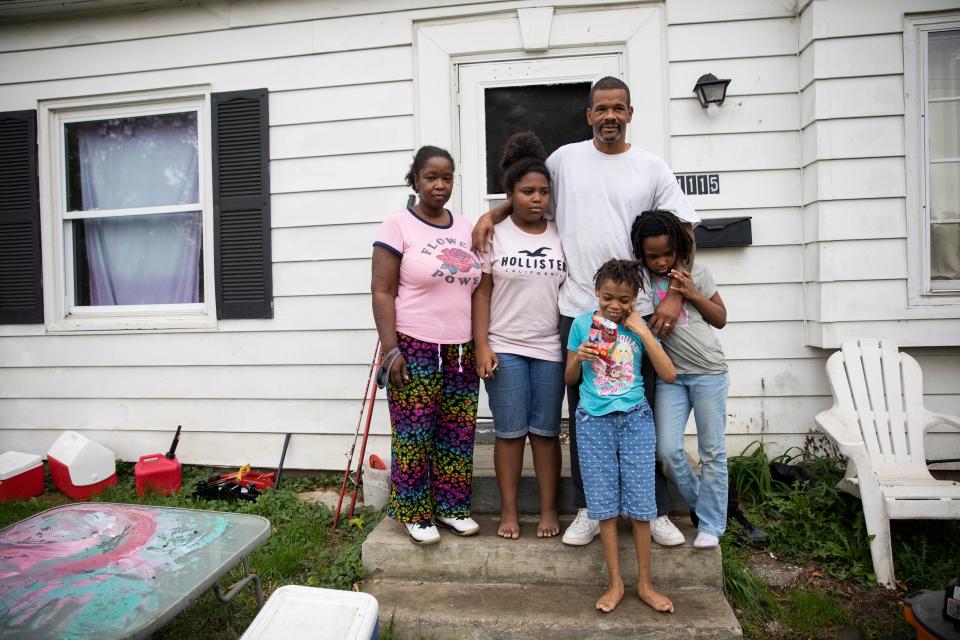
[567,311,647,416]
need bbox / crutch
[333,339,380,529]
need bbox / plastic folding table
[0,502,271,639]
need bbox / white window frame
[39,86,217,331]
[904,13,960,305]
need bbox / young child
[564,259,676,614]
[473,132,566,540]
[630,210,728,550]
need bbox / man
[473,76,699,546]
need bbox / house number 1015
[675,174,719,195]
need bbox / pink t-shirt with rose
[374,209,481,344]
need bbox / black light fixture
[693,73,731,110]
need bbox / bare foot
[498,514,520,539]
[638,585,674,613]
[595,580,624,613]
[537,510,560,538]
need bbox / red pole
[333,339,380,530]
[347,373,379,520]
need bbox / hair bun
[500,131,547,169]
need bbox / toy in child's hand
[589,315,618,363]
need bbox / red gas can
[135,454,182,496]
[134,426,183,497]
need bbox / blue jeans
[655,372,729,537]
[484,352,564,439]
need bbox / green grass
[0,462,383,640]
[723,438,955,638]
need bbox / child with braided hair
[564,259,676,614]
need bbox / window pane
[65,112,199,211]
[930,162,960,221]
[72,211,202,306]
[928,30,960,99]
[930,222,960,280]
[484,83,592,194]
[929,100,960,159]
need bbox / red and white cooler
[47,431,117,500]
[0,451,44,501]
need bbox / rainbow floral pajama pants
[386,332,479,524]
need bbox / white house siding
[0,0,957,469]
[798,0,960,462]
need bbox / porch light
[693,73,731,114]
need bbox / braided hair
[593,258,645,295]
[630,210,693,267]
[500,131,550,193]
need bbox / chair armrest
[926,412,960,432]
[815,409,863,449]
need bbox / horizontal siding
[670,94,799,135]
[669,55,798,99]
[270,82,414,126]
[272,150,410,193]
[273,224,380,262]
[272,187,411,228]
[0,429,392,470]
[24,357,960,400]
[666,0,797,25]
[0,331,379,367]
[799,34,903,87]
[671,131,799,171]
[668,17,798,61]
[801,116,904,166]
[0,46,413,111]
[802,157,904,204]
[799,75,904,127]
[673,169,800,209]
[803,238,906,282]
[270,116,414,160]
[803,199,906,242]
[799,0,960,47]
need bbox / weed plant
[0,462,383,640]
[723,439,959,638]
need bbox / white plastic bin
[240,586,379,640]
[362,463,390,510]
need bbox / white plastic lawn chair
[815,338,960,588]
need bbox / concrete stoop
[365,580,742,640]
[362,514,742,639]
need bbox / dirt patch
[742,552,912,640]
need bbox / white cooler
[240,586,379,640]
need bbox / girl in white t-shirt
[473,132,567,539]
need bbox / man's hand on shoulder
[649,291,682,338]
[470,203,512,254]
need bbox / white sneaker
[404,519,441,545]
[693,532,719,549]
[436,515,479,536]
[652,515,685,546]
[561,508,600,546]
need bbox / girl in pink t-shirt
[472,132,567,540]
[371,146,482,545]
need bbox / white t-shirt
[481,217,566,361]
[546,140,700,317]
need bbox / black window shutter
[0,110,43,324]
[212,89,273,319]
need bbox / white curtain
[928,30,960,281]
[75,114,202,305]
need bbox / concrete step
[362,514,721,589]
[470,441,688,516]
[364,579,742,640]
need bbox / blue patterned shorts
[575,403,657,521]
